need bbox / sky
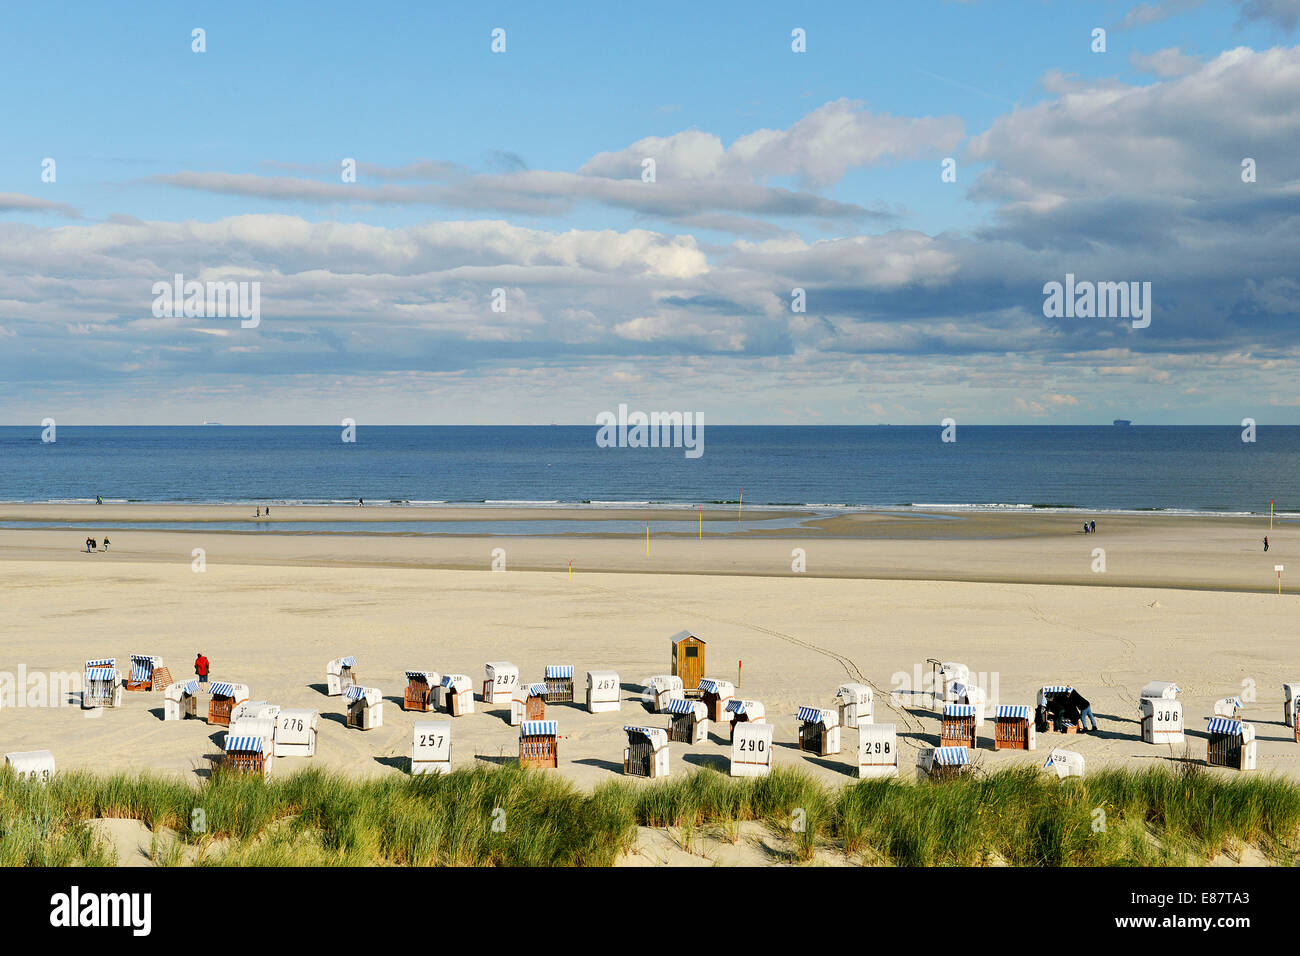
[1,0,1298,425]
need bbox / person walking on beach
[89,537,97,552]
[96,495,103,505]
[1090,520,1095,534]
[1067,686,1097,732]
[1082,522,1089,534]
[102,536,110,551]
[1264,536,1270,552]
[84,536,93,553]
[255,507,261,518]
[194,652,210,687]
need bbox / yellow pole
[698,508,702,539]
[738,488,743,523]
[645,517,649,556]
[568,559,572,581]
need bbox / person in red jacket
[194,653,210,687]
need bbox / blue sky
[1,0,1297,423]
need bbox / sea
[1,425,1297,518]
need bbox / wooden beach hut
[519,720,559,769]
[441,674,475,716]
[126,654,169,692]
[730,722,773,777]
[940,703,977,749]
[585,670,620,713]
[1206,718,1256,771]
[670,631,706,691]
[4,750,55,783]
[404,670,439,712]
[624,726,670,778]
[645,675,684,712]
[858,723,899,778]
[412,721,452,775]
[544,665,575,703]
[836,683,873,728]
[325,656,357,696]
[796,706,841,756]
[482,662,518,705]
[163,680,200,720]
[698,678,735,722]
[917,746,970,781]
[664,697,709,744]
[724,699,765,740]
[82,659,123,710]
[222,733,272,781]
[1284,682,1300,728]
[344,685,383,730]
[1043,747,1085,779]
[274,709,318,758]
[993,704,1036,751]
[207,682,250,726]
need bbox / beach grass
[2,762,1298,866]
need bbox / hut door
[682,645,701,689]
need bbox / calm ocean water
[1,425,1297,514]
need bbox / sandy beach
[1,504,1295,789]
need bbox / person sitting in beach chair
[1055,696,1081,732]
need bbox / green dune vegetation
[2,761,1298,867]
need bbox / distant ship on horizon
[1112,419,1132,426]
[202,421,223,426]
